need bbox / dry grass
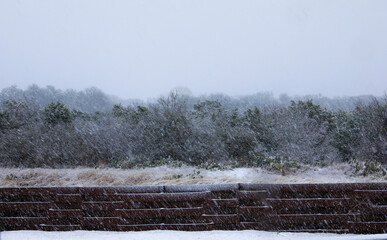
[0,163,385,187]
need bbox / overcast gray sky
[0,0,386,99]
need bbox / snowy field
[1,230,387,240]
[0,163,385,187]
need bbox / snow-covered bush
[266,100,338,164]
[353,97,387,163]
[44,101,72,125]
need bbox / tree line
[0,87,386,168]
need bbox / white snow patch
[0,163,385,187]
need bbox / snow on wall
[0,163,385,187]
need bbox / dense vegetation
[0,85,386,168]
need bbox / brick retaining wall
[0,183,386,233]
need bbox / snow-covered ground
[0,163,385,187]
[1,230,387,240]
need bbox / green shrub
[0,111,12,131]
[44,101,72,125]
[242,154,302,174]
[350,159,386,177]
